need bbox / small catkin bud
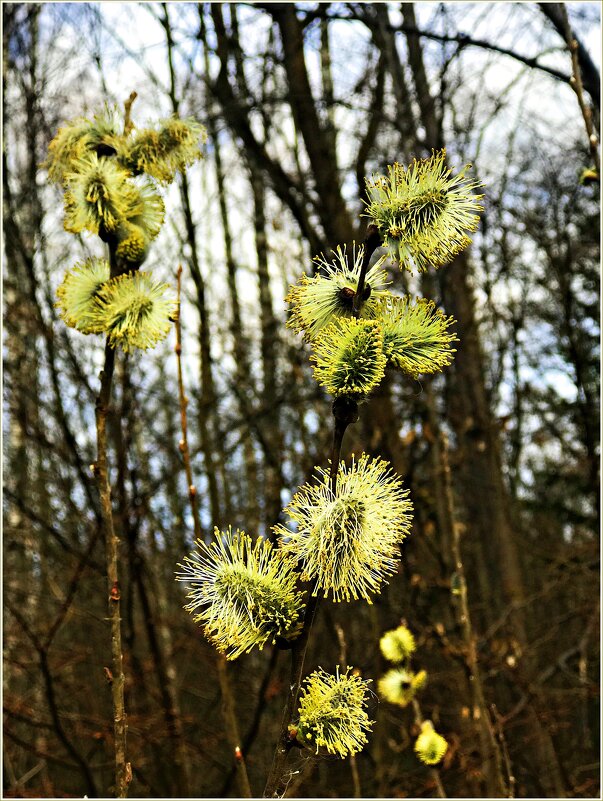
[411,669,428,692]
[378,668,415,707]
[414,721,448,765]
[379,625,416,663]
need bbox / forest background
[3,2,601,799]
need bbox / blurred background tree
[3,2,599,798]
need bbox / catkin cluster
[46,104,206,352]
[175,149,483,761]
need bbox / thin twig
[301,8,576,89]
[175,265,202,540]
[216,657,253,799]
[95,317,130,799]
[220,648,280,796]
[352,224,383,314]
[490,704,515,798]
[440,432,507,797]
[556,6,600,175]
[91,94,141,798]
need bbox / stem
[263,373,356,798]
[263,425,356,798]
[352,224,383,315]
[491,704,516,798]
[264,225,378,797]
[328,398,358,491]
[556,6,600,175]
[92,92,139,798]
[216,657,253,799]
[262,592,319,798]
[95,332,130,797]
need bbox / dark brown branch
[352,224,383,314]
[95,338,130,798]
[538,3,600,114]
[355,52,386,201]
[263,223,378,798]
[551,4,600,172]
[175,266,202,541]
[327,6,582,93]
[94,224,130,797]
[5,598,99,796]
[267,4,354,247]
[208,4,325,256]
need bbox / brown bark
[200,8,261,533]
[441,249,567,799]
[95,337,130,798]
[209,4,324,256]
[251,169,285,532]
[400,3,442,150]
[320,17,337,166]
[229,4,286,532]
[538,3,600,119]
[368,4,419,147]
[355,51,386,204]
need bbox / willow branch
[352,224,382,314]
[95,347,128,797]
[556,5,600,174]
[263,227,382,798]
[94,246,130,797]
[490,704,516,798]
[90,96,140,799]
